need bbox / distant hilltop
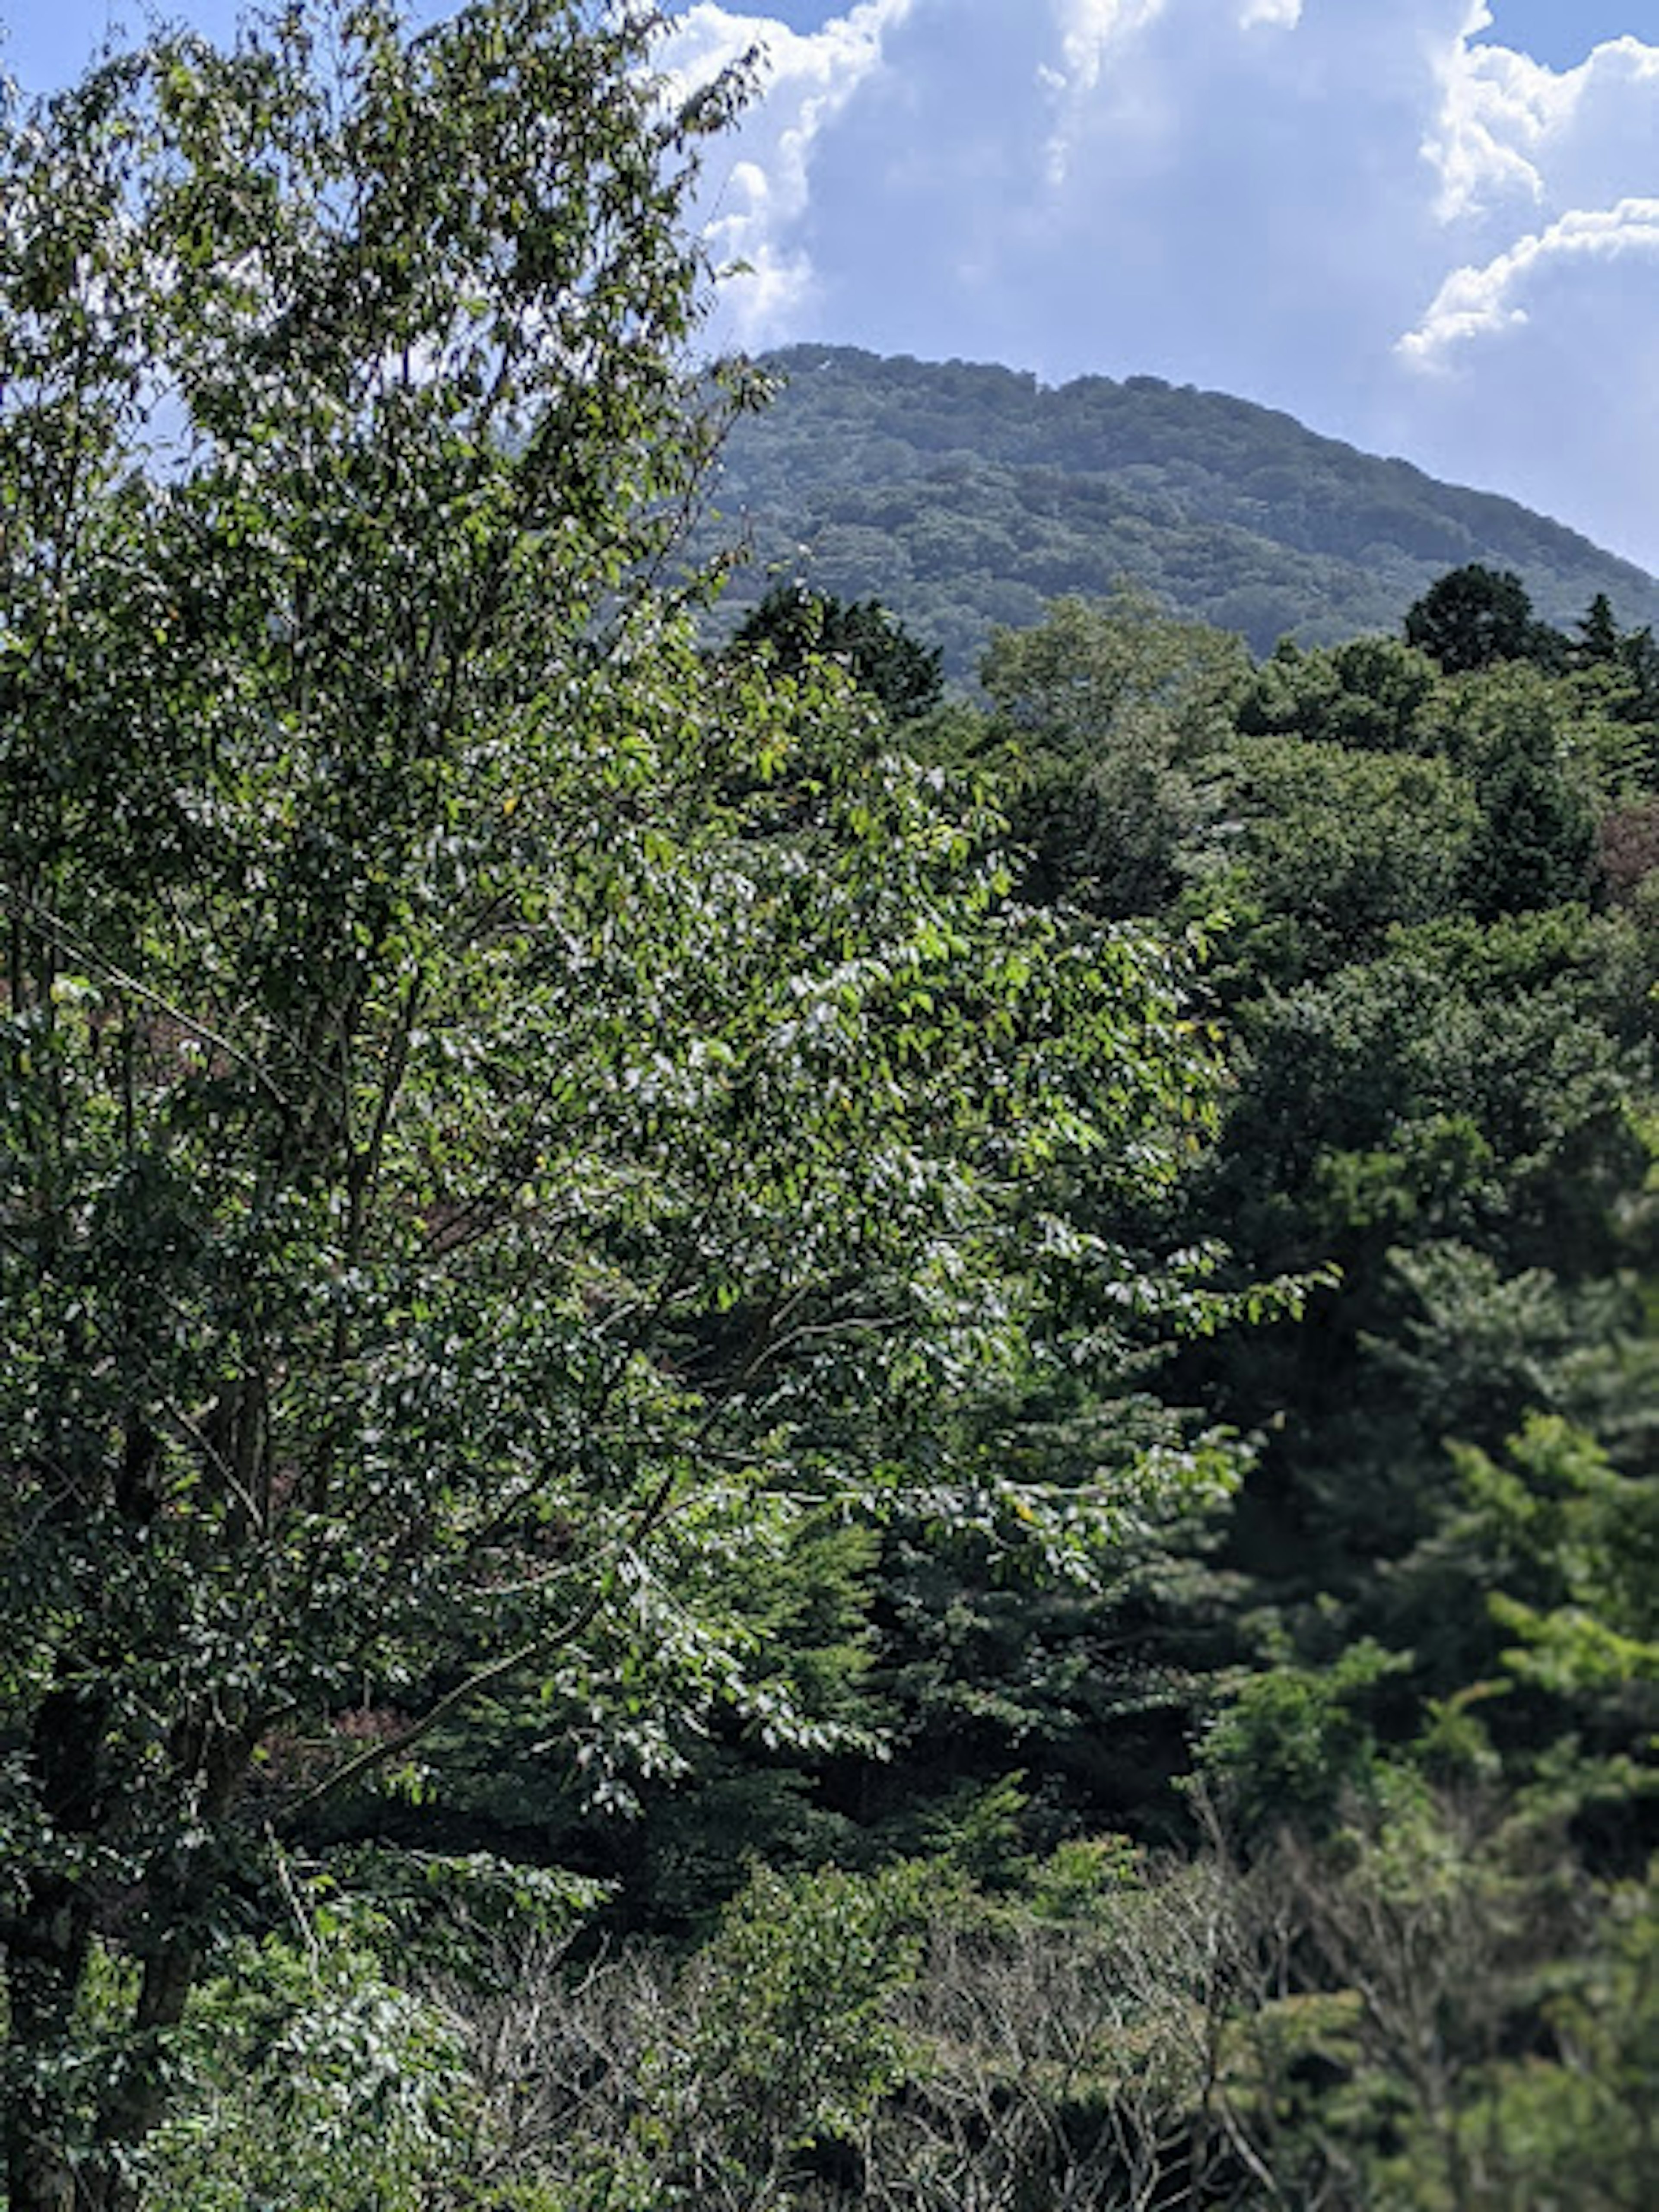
[701,345,1659,679]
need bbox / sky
[9,1,1659,577]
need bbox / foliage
[730,585,945,723]
[292,1812,1656,2212]
[1402,563,1565,674]
[1197,1639,1411,1842]
[440,563,1657,2210]
[636,1861,925,2206]
[1448,1416,1659,1737]
[975,590,1249,916]
[5,71,1658,2182]
[136,1936,468,2212]
[1213,735,1478,975]
[0,10,1247,2203]
[1238,635,1444,753]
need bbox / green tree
[136,1936,470,2212]
[638,1862,924,2207]
[1576,591,1624,667]
[731,583,945,723]
[1238,635,1445,755]
[1451,670,1600,917]
[1442,1414,1659,1758]
[1214,734,1478,976]
[1404,563,1565,676]
[976,590,1250,916]
[0,7,1237,2202]
[1566,596,1659,780]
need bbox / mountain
[700,345,1659,678]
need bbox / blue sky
[11,1,1659,577]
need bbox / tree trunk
[1,1672,244,2209]
[6,2135,78,2212]
[5,1873,95,2212]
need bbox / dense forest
[700,346,1659,677]
[2,7,1657,2212]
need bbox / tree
[1575,591,1624,667]
[1440,1415,1659,1762]
[1403,564,1564,676]
[0,7,1236,2202]
[1567,596,1659,778]
[1238,636,1444,755]
[1214,734,1478,976]
[976,591,1250,916]
[1453,670,1600,917]
[731,583,945,723]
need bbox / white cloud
[1400,197,1659,362]
[1238,0,1301,29]
[1391,16,1659,573]
[661,0,916,342]
[1050,0,1170,91]
[1423,21,1646,221]
[1405,26,1659,368]
[1043,0,1170,183]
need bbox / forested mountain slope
[705,345,1659,674]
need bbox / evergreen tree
[731,583,946,721]
[1404,563,1565,675]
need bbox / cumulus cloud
[1042,0,1170,182]
[660,0,915,340]
[1401,198,1659,363]
[1425,19,1659,221]
[1406,26,1659,363]
[1391,13,1659,573]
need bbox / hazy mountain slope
[702,346,1659,677]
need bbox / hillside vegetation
[703,345,1659,675]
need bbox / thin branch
[0,886,295,1111]
[276,1443,694,1826]
[276,1632,549,1825]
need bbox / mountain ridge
[702,345,1659,676]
